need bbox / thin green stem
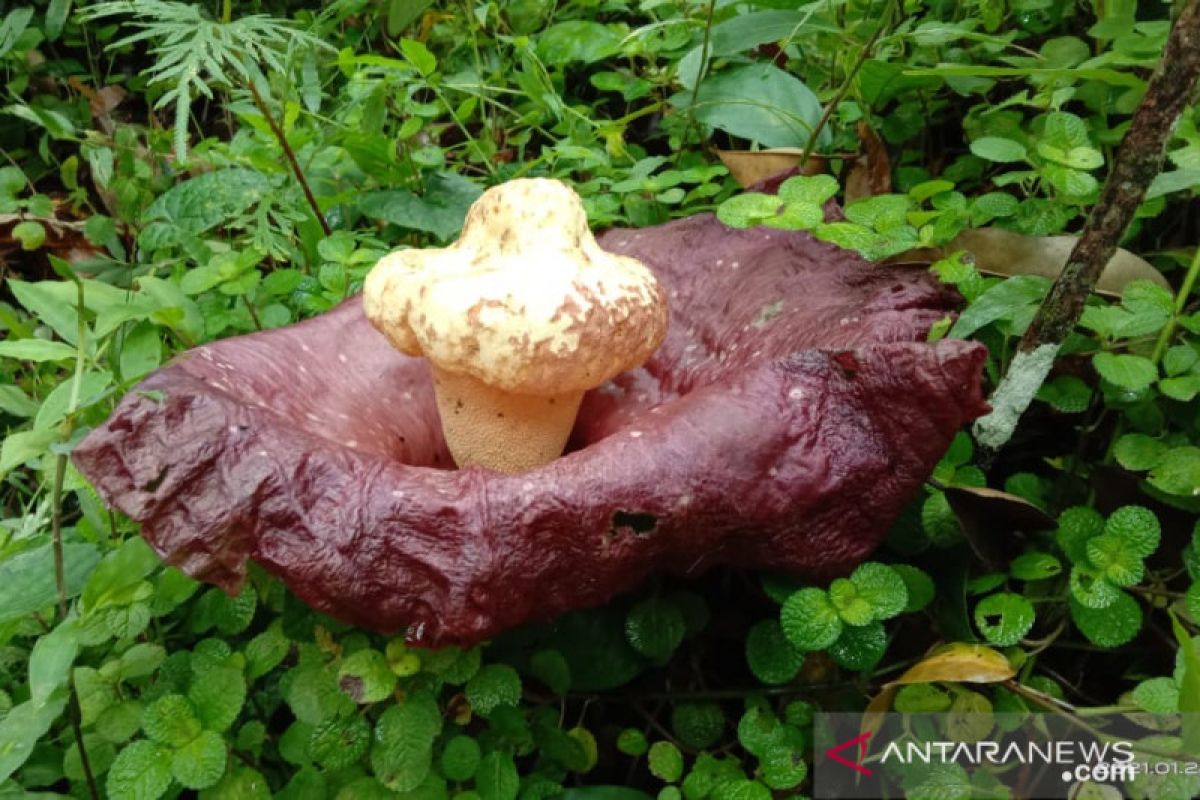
[1150,245,1200,364]
[680,0,716,148]
[799,0,894,172]
[247,81,332,237]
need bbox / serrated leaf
[1132,677,1180,714]
[1036,374,1092,412]
[828,620,887,671]
[1114,434,1169,471]
[440,734,481,781]
[188,664,245,733]
[974,593,1035,646]
[476,750,520,800]
[745,620,804,685]
[1070,592,1142,647]
[337,649,396,704]
[849,562,908,620]
[107,739,173,800]
[1093,352,1158,391]
[308,713,369,770]
[1148,447,1200,497]
[465,664,521,717]
[370,691,441,792]
[172,729,226,789]
[780,587,842,651]
[143,694,201,748]
[625,597,686,663]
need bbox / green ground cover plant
[1,0,1198,797]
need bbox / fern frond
[80,0,333,163]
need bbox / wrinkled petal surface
[74,215,987,646]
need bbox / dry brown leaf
[863,642,1014,734]
[950,228,1168,296]
[844,121,891,204]
[943,485,1055,569]
[717,148,829,188]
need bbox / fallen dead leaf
[864,643,1015,734]
[718,148,830,188]
[844,121,891,204]
[950,228,1169,296]
[942,485,1056,569]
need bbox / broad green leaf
[671,702,724,749]
[172,729,226,789]
[189,663,245,732]
[0,8,34,58]
[1009,551,1062,581]
[144,168,273,235]
[476,750,520,800]
[0,692,69,783]
[1114,433,1169,471]
[465,664,522,717]
[358,172,482,241]
[142,694,201,748]
[1132,677,1180,714]
[439,734,481,781]
[28,617,79,703]
[949,275,1050,338]
[676,11,809,89]
[974,593,1035,646]
[1070,592,1142,647]
[537,21,621,64]
[337,649,396,704]
[1148,447,1200,497]
[83,537,161,610]
[970,137,1027,163]
[106,739,173,800]
[676,63,827,148]
[308,714,370,770]
[1093,352,1158,391]
[745,620,804,684]
[849,562,908,620]
[0,542,99,623]
[0,338,77,361]
[399,37,437,76]
[370,691,441,792]
[1104,505,1160,558]
[625,597,686,663]
[828,620,887,671]
[647,741,683,783]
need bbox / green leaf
[893,564,936,612]
[778,174,840,205]
[198,765,271,799]
[671,702,724,750]
[107,739,173,800]
[43,0,71,43]
[1009,552,1062,581]
[744,620,804,685]
[27,619,77,708]
[0,338,77,362]
[949,275,1050,338]
[677,63,827,148]
[625,597,687,663]
[1070,591,1142,647]
[827,578,873,625]
[715,193,782,228]
[83,537,161,611]
[1132,677,1180,714]
[529,648,571,694]
[970,137,1027,163]
[1188,581,1200,622]
[605,729,644,762]
[537,20,620,64]
[0,8,34,58]
[172,729,226,789]
[648,741,684,783]
[780,587,841,651]
[308,713,370,770]
[399,38,437,76]
[676,10,811,90]
[357,172,482,241]
[1086,534,1144,586]
[476,750,520,800]
[142,694,201,748]
[1169,613,1200,754]
[849,562,908,620]
[465,663,521,717]
[1148,446,1200,496]
[370,691,441,792]
[11,219,45,250]
[1093,352,1158,391]
[439,734,481,781]
[145,168,274,236]
[1114,434,1169,471]
[1069,566,1120,609]
[974,593,1035,646]
[1160,374,1200,402]
[188,663,245,733]
[1056,506,1105,564]
[337,649,396,704]
[0,542,99,623]
[1104,505,1161,558]
[827,620,887,671]
[285,665,356,725]
[244,621,289,680]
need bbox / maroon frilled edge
[73,214,988,646]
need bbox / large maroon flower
[73,214,987,646]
